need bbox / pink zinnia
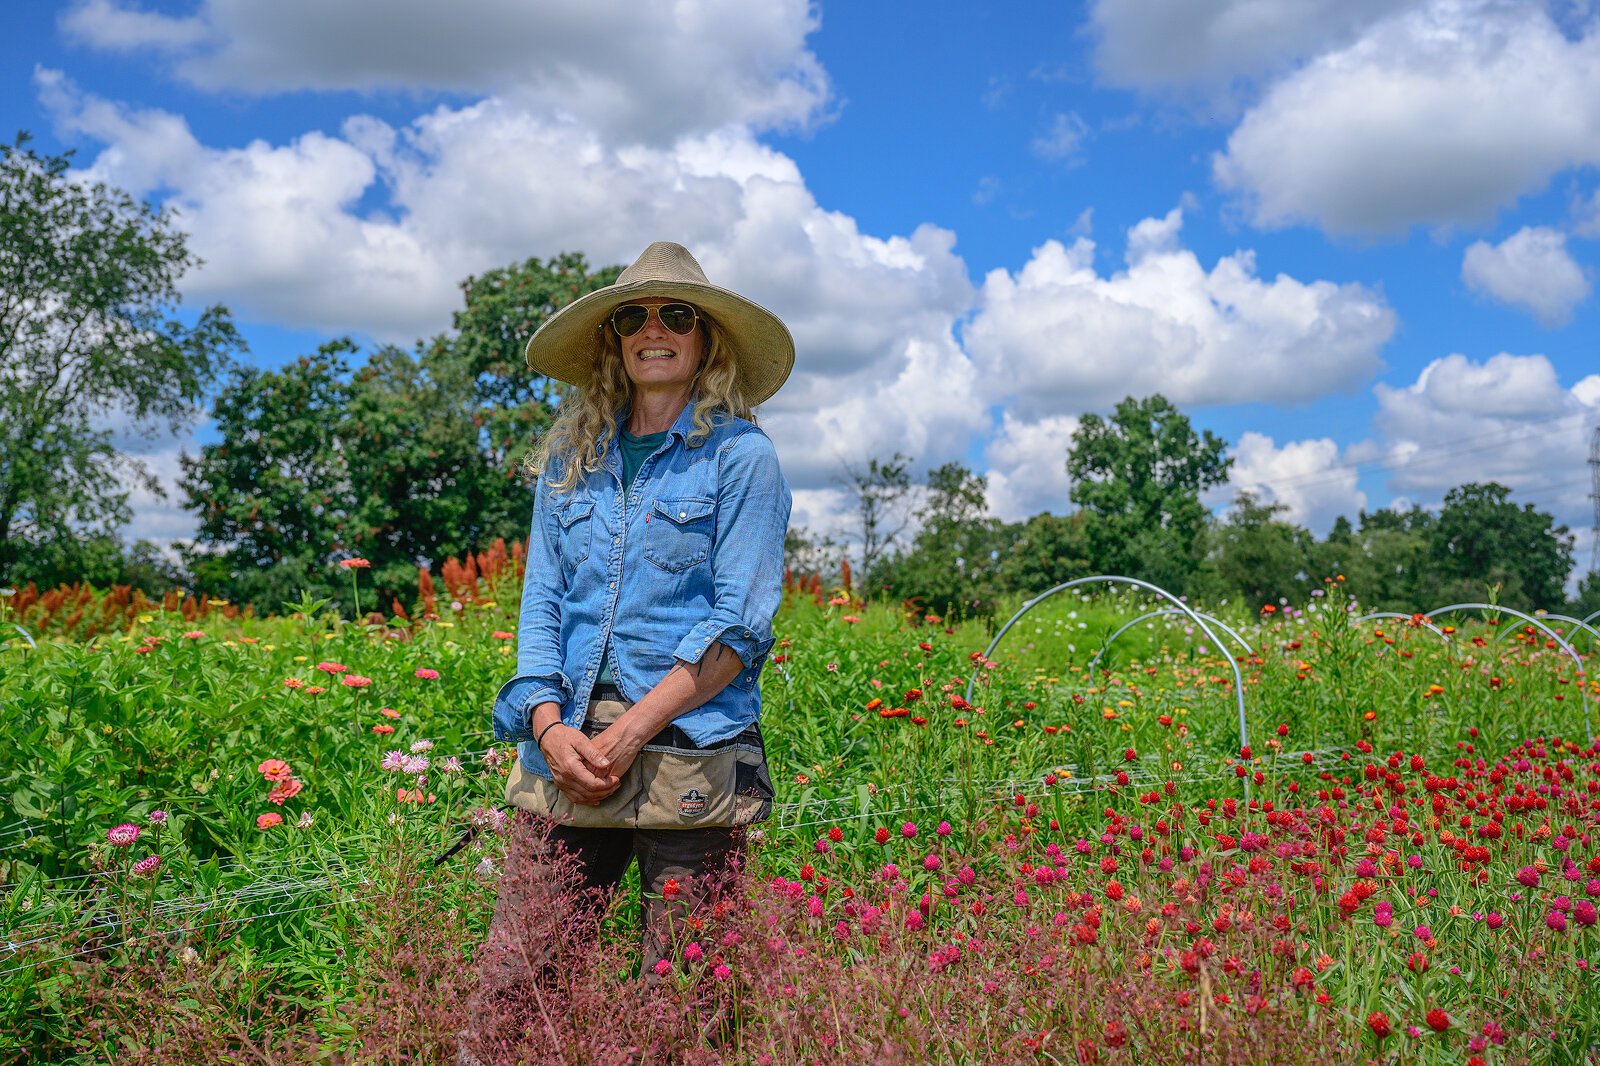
[268,778,304,806]
[339,558,371,570]
[132,855,161,877]
[414,668,439,680]
[258,759,292,782]
[316,661,348,674]
[492,631,514,640]
[182,631,205,640]
[106,823,141,847]
[341,675,372,688]
[257,812,283,829]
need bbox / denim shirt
[491,402,792,779]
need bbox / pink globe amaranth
[1516,865,1540,888]
[1547,910,1569,933]
[1574,901,1598,927]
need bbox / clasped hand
[541,720,644,806]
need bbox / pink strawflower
[147,810,168,826]
[381,750,407,771]
[106,823,141,847]
[414,668,440,680]
[296,810,315,828]
[132,855,161,877]
[409,740,434,753]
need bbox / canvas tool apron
[504,686,775,829]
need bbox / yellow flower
[293,655,308,662]
[137,614,154,624]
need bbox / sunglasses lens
[658,304,697,335]
[612,305,649,337]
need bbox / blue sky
[7,0,1600,573]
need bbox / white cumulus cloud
[58,0,830,143]
[982,413,1082,522]
[1227,432,1366,534]
[1462,226,1592,326]
[963,207,1396,417]
[1213,1,1600,234]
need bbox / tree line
[814,394,1595,621]
[4,135,1595,620]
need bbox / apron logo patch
[678,788,707,818]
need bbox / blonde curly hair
[525,313,754,494]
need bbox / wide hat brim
[524,242,795,408]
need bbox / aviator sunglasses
[608,302,700,338]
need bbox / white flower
[409,739,434,754]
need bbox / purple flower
[106,823,141,847]
[147,810,168,826]
[132,855,161,877]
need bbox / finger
[571,734,611,773]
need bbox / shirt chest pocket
[555,499,594,568]
[645,497,715,573]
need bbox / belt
[591,682,626,702]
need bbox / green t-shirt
[600,428,667,684]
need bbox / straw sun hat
[524,241,795,407]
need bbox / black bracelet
[535,720,563,750]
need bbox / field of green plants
[2,560,1599,1065]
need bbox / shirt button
[679,511,687,518]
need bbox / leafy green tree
[877,463,1010,619]
[1570,570,1600,619]
[997,512,1092,595]
[1423,482,1573,611]
[1212,492,1312,610]
[1067,394,1231,595]
[438,252,621,533]
[187,339,534,613]
[0,134,242,585]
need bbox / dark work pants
[477,820,745,989]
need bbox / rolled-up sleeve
[672,431,791,670]
[491,473,571,742]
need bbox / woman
[484,242,793,988]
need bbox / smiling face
[617,296,705,395]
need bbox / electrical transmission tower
[1591,425,1600,574]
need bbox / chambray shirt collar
[614,398,709,448]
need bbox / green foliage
[0,134,243,586]
[1423,482,1574,611]
[1211,492,1313,611]
[996,512,1092,595]
[180,254,622,614]
[841,452,914,588]
[875,463,1012,620]
[1067,394,1231,595]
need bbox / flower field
[2,561,1599,1064]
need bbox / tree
[1423,482,1573,611]
[1212,492,1312,610]
[1067,394,1231,594]
[183,339,536,613]
[997,512,1092,594]
[876,463,1011,619]
[439,253,622,534]
[838,452,914,587]
[0,134,242,585]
